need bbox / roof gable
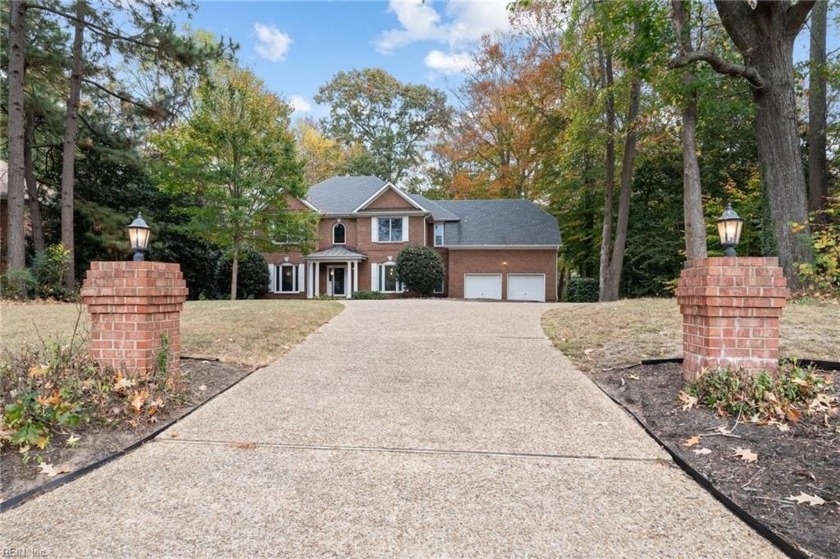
[352,182,427,213]
[306,176,386,214]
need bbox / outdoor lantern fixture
[716,203,744,257]
[128,213,151,261]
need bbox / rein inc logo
[2,549,47,558]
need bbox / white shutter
[402,216,409,242]
[297,263,305,293]
[371,217,378,243]
[268,264,276,293]
[371,263,379,292]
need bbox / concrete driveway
[2,300,783,557]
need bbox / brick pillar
[675,257,789,381]
[81,262,189,374]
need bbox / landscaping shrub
[31,244,72,300]
[216,248,269,300]
[395,244,444,297]
[566,277,599,302]
[685,361,833,422]
[0,331,184,455]
[0,269,37,300]
[352,290,386,300]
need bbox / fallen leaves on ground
[693,448,712,455]
[733,447,758,463]
[678,390,697,411]
[682,435,701,447]
[786,492,826,506]
[38,462,71,477]
[230,441,257,450]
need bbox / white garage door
[507,274,546,302]
[464,274,502,300]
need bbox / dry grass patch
[1,299,343,369]
[181,300,343,367]
[542,298,840,371]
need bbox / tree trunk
[5,0,28,271]
[230,244,239,301]
[671,0,707,260]
[61,1,85,291]
[602,77,642,302]
[808,0,827,213]
[713,0,814,288]
[25,111,46,254]
[597,44,616,302]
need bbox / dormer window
[333,223,346,244]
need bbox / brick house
[263,176,562,301]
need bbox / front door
[328,266,346,296]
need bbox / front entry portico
[305,246,366,299]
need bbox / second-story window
[333,223,346,244]
[377,218,404,242]
[434,223,444,246]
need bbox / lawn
[542,297,840,371]
[0,299,344,368]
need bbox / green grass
[542,298,840,371]
[1,299,344,369]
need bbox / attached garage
[464,274,502,300]
[507,274,546,302]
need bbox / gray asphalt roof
[303,176,561,247]
[306,176,386,214]
[435,199,562,247]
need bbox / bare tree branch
[668,50,767,89]
[785,0,817,34]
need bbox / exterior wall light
[128,213,151,261]
[716,203,743,257]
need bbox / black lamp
[716,203,743,257]
[128,213,151,261]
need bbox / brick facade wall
[675,257,789,380]
[447,249,558,301]
[81,262,188,374]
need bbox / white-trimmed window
[434,223,444,246]
[379,263,403,293]
[377,217,405,242]
[333,223,346,244]
[277,264,298,293]
[434,277,445,294]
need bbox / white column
[354,261,360,297]
[306,262,313,298]
[345,260,352,298]
[314,263,320,297]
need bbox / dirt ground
[1,358,252,505]
[588,361,840,559]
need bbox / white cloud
[424,50,473,75]
[254,22,292,62]
[288,95,312,114]
[376,0,511,54]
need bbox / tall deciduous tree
[670,0,707,260]
[149,64,307,300]
[5,0,28,271]
[314,68,451,185]
[808,0,828,213]
[670,0,816,287]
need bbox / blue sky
[182,1,513,118]
[181,1,835,120]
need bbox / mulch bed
[588,361,839,559]
[1,358,252,507]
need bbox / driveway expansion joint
[155,438,669,464]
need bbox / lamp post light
[128,213,151,261]
[716,203,744,257]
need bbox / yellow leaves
[113,371,136,392]
[28,365,49,378]
[36,389,62,407]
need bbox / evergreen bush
[395,245,444,297]
[566,277,599,302]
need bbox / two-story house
[264,175,562,301]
